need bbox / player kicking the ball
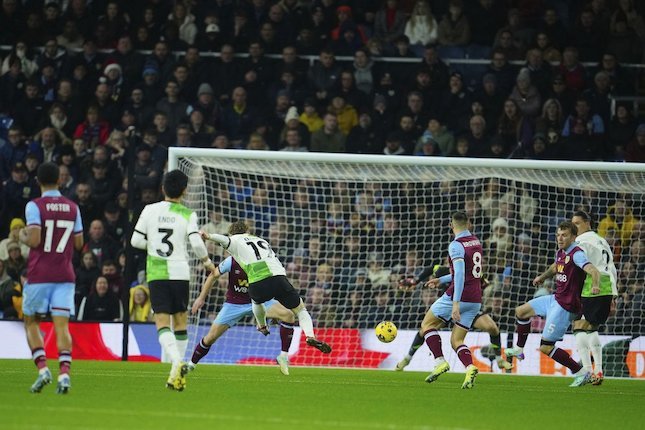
[415,211,483,389]
[189,255,296,375]
[505,221,601,387]
[201,221,331,355]
[396,265,512,372]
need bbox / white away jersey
[134,201,200,282]
[576,230,618,296]
[224,233,286,283]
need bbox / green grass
[1,360,643,430]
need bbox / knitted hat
[284,106,299,124]
[10,218,25,231]
[104,62,122,76]
[197,83,214,96]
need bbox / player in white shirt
[201,221,332,354]
[571,211,618,385]
[131,170,215,391]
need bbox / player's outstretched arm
[192,267,222,314]
[533,262,556,286]
[200,231,231,248]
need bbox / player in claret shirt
[506,221,601,387]
[417,211,484,389]
[21,162,84,394]
[189,255,297,375]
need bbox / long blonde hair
[129,284,152,322]
[409,0,435,31]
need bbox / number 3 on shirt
[471,251,482,278]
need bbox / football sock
[252,302,267,327]
[456,344,473,367]
[490,333,502,357]
[516,319,531,348]
[296,308,315,338]
[574,330,592,373]
[58,350,71,376]
[549,347,583,373]
[588,331,603,374]
[408,332,425,357]
[423,330,444,359]
[175,330,188,361]
[31,347,47,370]
[158,327,180,364]
[279,322,294,353]
[191,337,211,365]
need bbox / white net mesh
[177,151,645,374]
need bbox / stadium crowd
[0,1,643,338]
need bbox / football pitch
[1,360,643,430]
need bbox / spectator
[415,118,454,156]
[558,46,586,94]
[486,49,516,96]
[4,240,26,282]
[572,8,605,62]
[129,284,153,322]
[1,162,39,236]
[383,131,406,155]
[307,48,342,105]
[310,113,346,153]
[156,80,190,131]
[0,217,29,259]
[0,55,28,110]
[509,68,541,119]
[405,1,438,55]
[73,182,99,229]
[0,259,22,319]
[441,72,472,134]
[607,4,645,63]
[82,219,119,267]
[219,87,257,146]
[75,250,99,311]
[606,103,638,160]
[77,276,123,321]
[373,0,407,53]
[598,199,638,247]
[13,81,47,137]
[168,2,197,46]
[561,97,605,160]
[328,95,358,136]
[625,124,645,162]
[437,0,471,52]
[0,126,28,181]
[73,105,110,147]
[101,259,124,298]
[418,43,450,91]
[465,114,490,156]
[533,31,561,63]
[347,111,380,154]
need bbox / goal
[169,148,645,378]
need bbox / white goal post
[169,148,645,378]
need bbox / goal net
[172,149,645,378]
